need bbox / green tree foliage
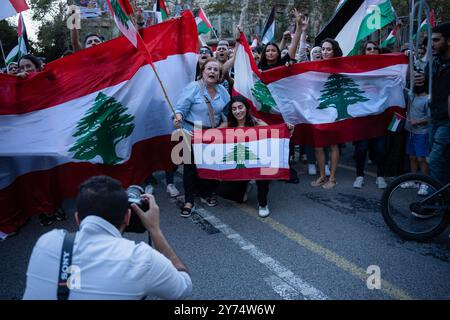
[29,0,70,62]
[251,80,277,113]
[318,74,369,121]
[223,143,259,169]
[69,92,135,165]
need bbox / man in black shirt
[417,22,450,183]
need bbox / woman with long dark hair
[217,95,272,217]
[311,38,343,190]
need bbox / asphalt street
[1,146,449,300]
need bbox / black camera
[125,185,148,233]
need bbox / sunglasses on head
[199,49,211,54]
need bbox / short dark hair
[18,54,42,71]
[76,176,128,228]
[321,38,343,58]
[432,22,450,40]
[84,33,105,46]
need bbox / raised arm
[222,26,242,74]
[288,9,303,60]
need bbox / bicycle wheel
[381,173,449,241]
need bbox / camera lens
[127,185,144,205]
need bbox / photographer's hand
[131,194,160,232]
[131,195,190,274]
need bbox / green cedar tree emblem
[223,143,259,169]
[69,92,135,165]
[317,74,369,121]
[251,80,277,113]
[111,0,130,29]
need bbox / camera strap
[57,231,76,300]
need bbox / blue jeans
[429,122,450,184]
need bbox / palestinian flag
[413,13,435,40]
[193,124,290,181]
[233,32,283,125]
[154,0,169,23]
[194,7,212,35]
[0,11,198,235]
[0,0,28,20]
[5,13,27,64]
[260,53,408,147]
[381,29,396,48]
[387,112,405,132]
[261,6,275,45]
[316,0,395,56]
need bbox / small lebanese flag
[193,124,290,181]
[0,0,29,20]
[106,0,138,48]
[387,112,405,132]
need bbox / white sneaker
[353,176,364,189]
[376,177,387,189]
[417,184,429,196]
[325,164,331,177]
[258,206,270,218]
[308,164,317,176]
[400,181,418,189]
[144,184,154,195]
[166,184,180,197]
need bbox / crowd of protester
[2,11,449,221]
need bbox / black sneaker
[39,214,55,227]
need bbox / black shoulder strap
[57,231,76,300]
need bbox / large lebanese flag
[0,0,28,20]
[263,54,408,147]
[0,11,198,234]
[233,32,283,125]
[193,124,290,181]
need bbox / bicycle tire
[381,173,449,241]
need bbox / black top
[425,56,450,123]
[258,54,295,71]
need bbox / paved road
[1,146,449,300]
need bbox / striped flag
[387,112,405,132]
[193,124,290,181]
[316,0,395,56]
[261,54,408,147]
[5,13,27,64]
[380,28,396,48]
[0,0,28,20]
[233,32,283,125]
[413,13,435,40]
[154,0,169,23]
[194,7,212,35]
[261,6,275,45]
[0,11,198,235]
[106,0,139,48]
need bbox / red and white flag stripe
[193,124,291,181]
[0,0,28,20]
[0,11,198,234]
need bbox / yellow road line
[235,203,415,300]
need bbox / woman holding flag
[311,39,343,190]
[174,58,230,218]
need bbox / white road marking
[196,207,330,300]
